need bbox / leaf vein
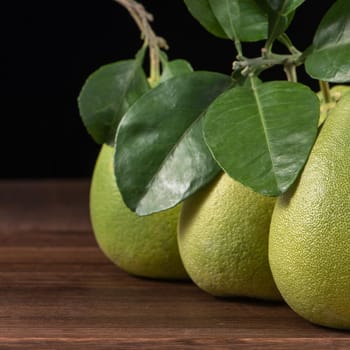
[250,78,280,191]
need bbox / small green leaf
[208,0,268,42]
[266,11,294,45]
[160,59,193,83]
[203,79,319,196]
[78,58,149,145]
[266,0,304,15]
[263,0,304,45]
[183,0,228,38]
[305,0,350,83]
[115,72,232,215]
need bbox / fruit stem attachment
[114,0,168,87]
[284,62,298,82]
[319,80,331,104]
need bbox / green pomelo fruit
[178,173,281,300]
[269,91,350,329]
[90,144,188,279]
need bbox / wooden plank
[0,179,91,233]
[0,180,349,349]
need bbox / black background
[1,0,335,178]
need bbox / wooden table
[1,180,349,349]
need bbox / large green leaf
[305,0,350,82]
[183,0,228,38]
[203,79,319,196]
[115,72,232,215]
[78,59,149,145]
[208,0,268,42]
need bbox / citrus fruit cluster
[77,0,350,332]
[90,86,350,330]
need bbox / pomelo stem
[278,33,301,55]
[114,0,168,87]
[284,63,298,82]
[319,80,331,104]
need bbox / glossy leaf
[203,79,320,196]
[266,11,294,44]
[183,0,228,38]
[78,59,149,145]
[115,72,232,215]
[159,59,193,83]
[264,0,304,45]
[208,0,268,41]
[305,0,350,83]
[266,0,304,14]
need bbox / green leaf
[208,0,268,42]
[160,59,193,83]
[78,59,149,145]
[183,0,228,38]
[305,0,350,83]
[263,0,304,46]
[203,79,320,196]
[115,72,232,215]
[266,0,304,14]
[266,11,294,45]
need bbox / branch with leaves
[79,0,350,215]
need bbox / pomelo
[269,90,350,329]
[178,173,281,300]
[90,144,188,279]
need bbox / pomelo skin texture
[269,91,350,329]
[178,173,281,300]
[90,144,188,280]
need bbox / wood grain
[0,180,349,349]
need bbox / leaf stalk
[319,81,332,104]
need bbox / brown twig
[114,0,168,86]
